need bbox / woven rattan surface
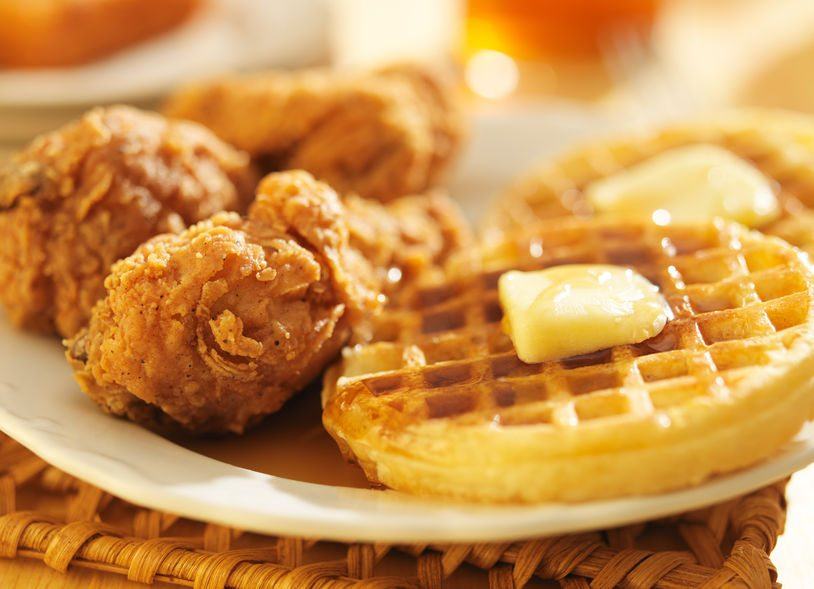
[0,432,788,588]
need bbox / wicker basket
[0,433,786,588]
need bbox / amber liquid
[465,0,659,58]
[463,0,661,101]
[173,385,370,488]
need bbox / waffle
[487,109,814,256]
[323,217,814,502]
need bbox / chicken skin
[163,65,464,201]
[373,63,464,186]
[0,106,256,337]
[344,191,472,294]
[67,171,471,434]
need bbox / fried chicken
[0,106,256,337]
[66,170,471,434]
[344,191,472,293]
[374,63,465,186]
[163,65,465,201]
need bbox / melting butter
[585,144,780,227]
[498,265,671,363]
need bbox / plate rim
[0,385,811,543]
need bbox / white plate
[0,0,328,107]
[1,107,813,543]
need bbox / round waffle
[323,217,814,502]
[487,109,814,256]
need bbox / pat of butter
[585,144,780,227]
[498,265,671,363]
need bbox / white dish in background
[0,108,812,543]
[0,0,328,108]
[0,0,329,145]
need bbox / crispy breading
[163,65,465,201]
[374,63,466,185]
[66,171,471,434]
[0,106,256,337]
[67,171,381,433]
[345,190,472,293]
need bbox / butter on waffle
[487,109,814,256]
[323,217,814,502]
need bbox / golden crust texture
[0,106,256,337]
[324,217,814,502]
[67,171,382,434]
[163,65,465,201]
[345,190,472,296]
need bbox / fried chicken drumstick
[163,65,464,202]
[67,171,471,434]
[0,106,256,337]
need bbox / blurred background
[3,2,814,115]
[3,0,814,192]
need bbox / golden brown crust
[163,65,465,201]
[345,190,473,294]
[257,169,473,296]
[373,63,467,185]
[67,171,382,434]
[0,106,256,337]
[66,170,471,434]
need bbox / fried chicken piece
[0,106,256,337]
[344,191,472,293]
[66,170,471,434]
[163,64,465,201]
[373,63,466,185]
[65,174,368,433]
